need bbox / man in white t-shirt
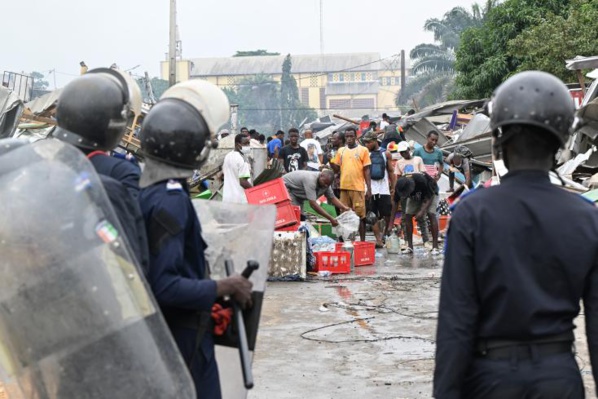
[222,134,253,203]
[300,129,323,171]
[379,113,390,131]
[395,141,425,177]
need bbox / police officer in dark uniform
[54,67,142,199]
[138,80,253,399]
[434,71,598,398]
[53,67,149,274]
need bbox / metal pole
[319,0,324,54]
[168,0,177,87]
[400,50,406,91]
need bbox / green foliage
[233,50,280,57]
[454,0,572,99]
[508,0,598,82]
[222,74,281,133]
[398,1,496,108]
[135,77,169,103]
[30,71,49,90]
[221,54,317,132]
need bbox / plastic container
[386,234,401,254]
[245,178,290,205]
[334,241,375,266]
[314,251,351,274]
[341,241,354,271]
[275,200,300,229]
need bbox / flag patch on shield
[74,172,92,192]
[95,220,119,243]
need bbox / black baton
[224,259,259,389]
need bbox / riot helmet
[140,80,230,169]
[489,71,575,148]
[55,67,142,151]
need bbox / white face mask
[241,146,251,155]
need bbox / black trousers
[464,352,584,399]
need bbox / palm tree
[397,1,499,108]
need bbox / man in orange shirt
[331,127,372,241]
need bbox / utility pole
[168,0,177,87]
[319,0,324,54]
[400,49,406,91]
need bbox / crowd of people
[222,113,461,255]
[4,60,595,399]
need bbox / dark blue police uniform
[434,170,598,399]
[89,153,141,200]
[139,179,220,399]
[87,152,149,276]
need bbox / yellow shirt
[331,145,371,191]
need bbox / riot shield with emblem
[192,200,276,399]
[0,139,195,399]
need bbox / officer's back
[447,174,598,339]
[434,71,598,399]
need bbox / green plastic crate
[303,201,338,218]
[194,190,212,200]
[313,222,337,239]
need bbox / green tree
[454,0,571,99]
[31,71,49,90]
[280,54,317,129]
[508,0,598,82]
[398,1,497,107]
[233,50,280,57]
[222,74,281,133]
[136,77,169,103]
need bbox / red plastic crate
[275,200,300,229]
[334,242,376,266]
[245,178,290,205]
[314,251,351,274]
[276,222,299,232]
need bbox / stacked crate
[245,178,300,231]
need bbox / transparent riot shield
[0,140,195,399]
[192,200,276,399]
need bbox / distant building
[160,52,408,117]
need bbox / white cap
[161,79,230,136]
[397,141,410,152]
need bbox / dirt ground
[249,246,595,399]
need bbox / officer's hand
[217,275,253,309]
[330,218,339,227]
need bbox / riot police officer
[138,80,253,399]
[434,71,598,398]
[54,67,149,275]
[54,67,142,199]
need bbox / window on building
[339,74,344,82]
[329,99,351,109]
[361,72,366,81]
[310,74,319,87]
[319,88,326,110]
[352,98,375,110]
[301,88,310,105]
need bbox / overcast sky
[3,0,478,88]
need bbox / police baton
[224,259,259,389]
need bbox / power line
[294,53,402,81]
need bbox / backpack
[370,149,387,180]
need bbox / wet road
[249,246,595,398]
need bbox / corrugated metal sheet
[25,89,62,115]
[191,53,382,77]
[0,86,24,138]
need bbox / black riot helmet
[140,80,230,169]
[489,71,575,148]
[55,68,141,151]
